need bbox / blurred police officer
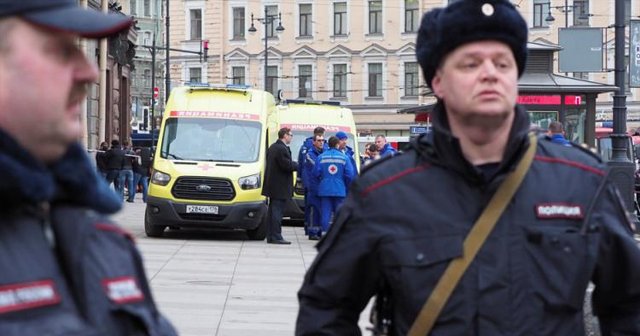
[313,136,355,236]
[0,0,176,334]
[296,1,640,335]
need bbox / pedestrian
[363,143,380,166]
[375,134,397,157]
[296,1,640,335]
[302,134,324,240]
[547,120,571,146]
[0,1,176,335]
[313,136,355,236]
[297,126,327,232]
[132,146,151,203]
[262,127,299,244]
[120,140,136,202]
[95,141,109,178]
[335,131,358,174]
[105,139,125,194]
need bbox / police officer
[313,136,355,235]
[302,134,324,240]
[297,126,328,233]
[335,131,358,174]
[296,1,640,335]
[0,0,176,335]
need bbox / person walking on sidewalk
[297,1,640,335]
[262,127,298,244]
[0,0,176,335]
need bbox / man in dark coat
[262,127,298,244]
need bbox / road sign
[153,87,159,99]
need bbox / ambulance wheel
[144,212,165,238]
[247,214,267,240]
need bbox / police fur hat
[416,0,528,89]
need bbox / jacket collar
[414,100,531,184]
[0,129,122,214]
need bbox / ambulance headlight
[239,173,260,190]
[151,170,171,186]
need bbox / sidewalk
[112,197,372,336]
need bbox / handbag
[407,133,537,336]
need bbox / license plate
[185,205,219,214]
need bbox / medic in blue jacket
[297,127,328,230]
[302,134,324,240]
[335,131,358,174]
[313,136,356,233]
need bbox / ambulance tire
[247,214,267,240]
[144,211,166,238]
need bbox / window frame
[299,4,312,37]
[333,2,348,36]
[368,1,383,34]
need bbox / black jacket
[297,102,640,335]
[262,139,298,199]
[105,146,125,170]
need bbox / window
[130,0,137,15]
[405,0,419,33]
[298,65,312,98]
[404,62,419,96]
[189,67,202,83]
[573,1,589,26]
[232,67,245,85]
[143,0,150,17]
[266,65,278,96]
[368,63,383,97]
[333,2,347,36]
[572,72,589,80]
[190,9,202,40]
[143,31,151,46]
[333,64,347,97]
[266,5,278,38]
[447,0,462,3]
[233,7,245,40]
[299,4,312,37]
[144,69,151,88]
[533,0,549,28]
[369,1,382,34]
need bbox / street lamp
[545,1,592,27]
[248,8,285,92]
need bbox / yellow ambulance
[145,84,275,239]
[267,99,360,220]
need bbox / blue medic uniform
[296,103,640,335]
[342,145,358,174]
[378,143,397,157]
[313,148,355,232]
[302,146,323,238]
[298,136,328,229]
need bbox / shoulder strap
[408,133,537,336]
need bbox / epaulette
[359,151,403,175]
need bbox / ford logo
[196,184,212,192]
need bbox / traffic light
[202,40,209,62]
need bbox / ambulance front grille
[172,177,236,201]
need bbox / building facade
[163,0,639,140]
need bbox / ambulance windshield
[160,117,261,163]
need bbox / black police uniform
[296,103,640,335]
[0,130,176,335]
